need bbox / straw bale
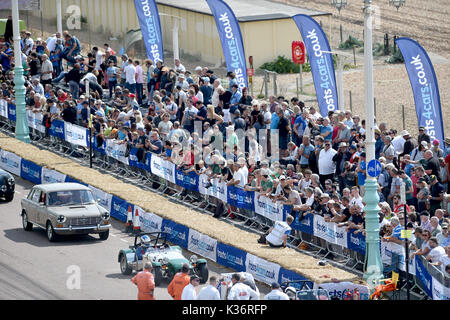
[0,132,361,283]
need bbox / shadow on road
[3,227,104,247]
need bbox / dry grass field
[269,0,450,137]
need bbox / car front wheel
[5,193,14,202]
[154,266,163,286]
[22,212,33,231]
[99,229,109,240]
[197,263,209,284]
[120,254,132,275]
[46,222,57,242]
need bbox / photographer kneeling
[258,215,294,248]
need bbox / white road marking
[120,239,128,243]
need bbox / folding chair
[370,271,400,300]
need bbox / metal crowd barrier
[2,109,446,299]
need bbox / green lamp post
[12,0,30,144]
[330,0,407,290]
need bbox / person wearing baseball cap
[418,126,431,149]
[431,139,444,160]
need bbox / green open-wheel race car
[117,232,209,286]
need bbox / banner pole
[404,204,410,301]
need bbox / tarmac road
[0,176,269,300]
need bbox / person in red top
[57,89,68,103]
[392,194,410,214]
[131,262,155,300]
[167,263,191,300]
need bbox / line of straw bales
[0,132,362,284]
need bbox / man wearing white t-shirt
[350,186,364,211]
[23,31,34,55]
[196,276,220,300]
[426,237,446,263]
[430,246,450,274]
[227,273,259,300]
[124,59,137,94]
[258,215,294,248]
[92,46,105,72]
[228,162,247,188]
[46,32,61,53]
[318,141,337,187]
[264,282,290,300]
[181,275,200,300]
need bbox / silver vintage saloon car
[20,183,111,241]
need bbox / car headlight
[190,255,198,264]
[57,215,66,223]
[162,257,169,265]
[7,178,14,185]
[1,185,6,192]
[101,212,110,220]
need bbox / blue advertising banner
[396,38,445,143]
[175,168,199,192]
[111,196,133,222]
[161,219,189,249]
[49,119,65,140]
[133,0,164,63]
[7,103,16,122]
[206,0,248,90]
[20,159,41,185]
[347,229,366,254]
[278,268,309,289]
[128,147,139,168]
[415,257,433,297]
[291,213,314,235]
[216,242,247,272]
[145,152,152,173]
[292,14,338,116]
[227,185,254,211]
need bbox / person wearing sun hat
[400,129,417,158]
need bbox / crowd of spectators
[0,28,449,278]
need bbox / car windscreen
[47,190,95,206]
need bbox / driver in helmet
[136,235,151,260]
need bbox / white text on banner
[188,229,218,262]
[65,122,88,147]
[313,215,348,248]
[88,185,113,213]
[254,193,284,222]
[151,155,175,183]
[0,149,21,176]
[198,174,228,202]
[245,253,280,285]
[41,167,67,184]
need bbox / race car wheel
[22,211,33,231]
[46,222,57,242]
[154,266,163,286]
[99,230,109,240]
[120,254,132,275]
[5,193,14,202]
[197,263,209,284]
